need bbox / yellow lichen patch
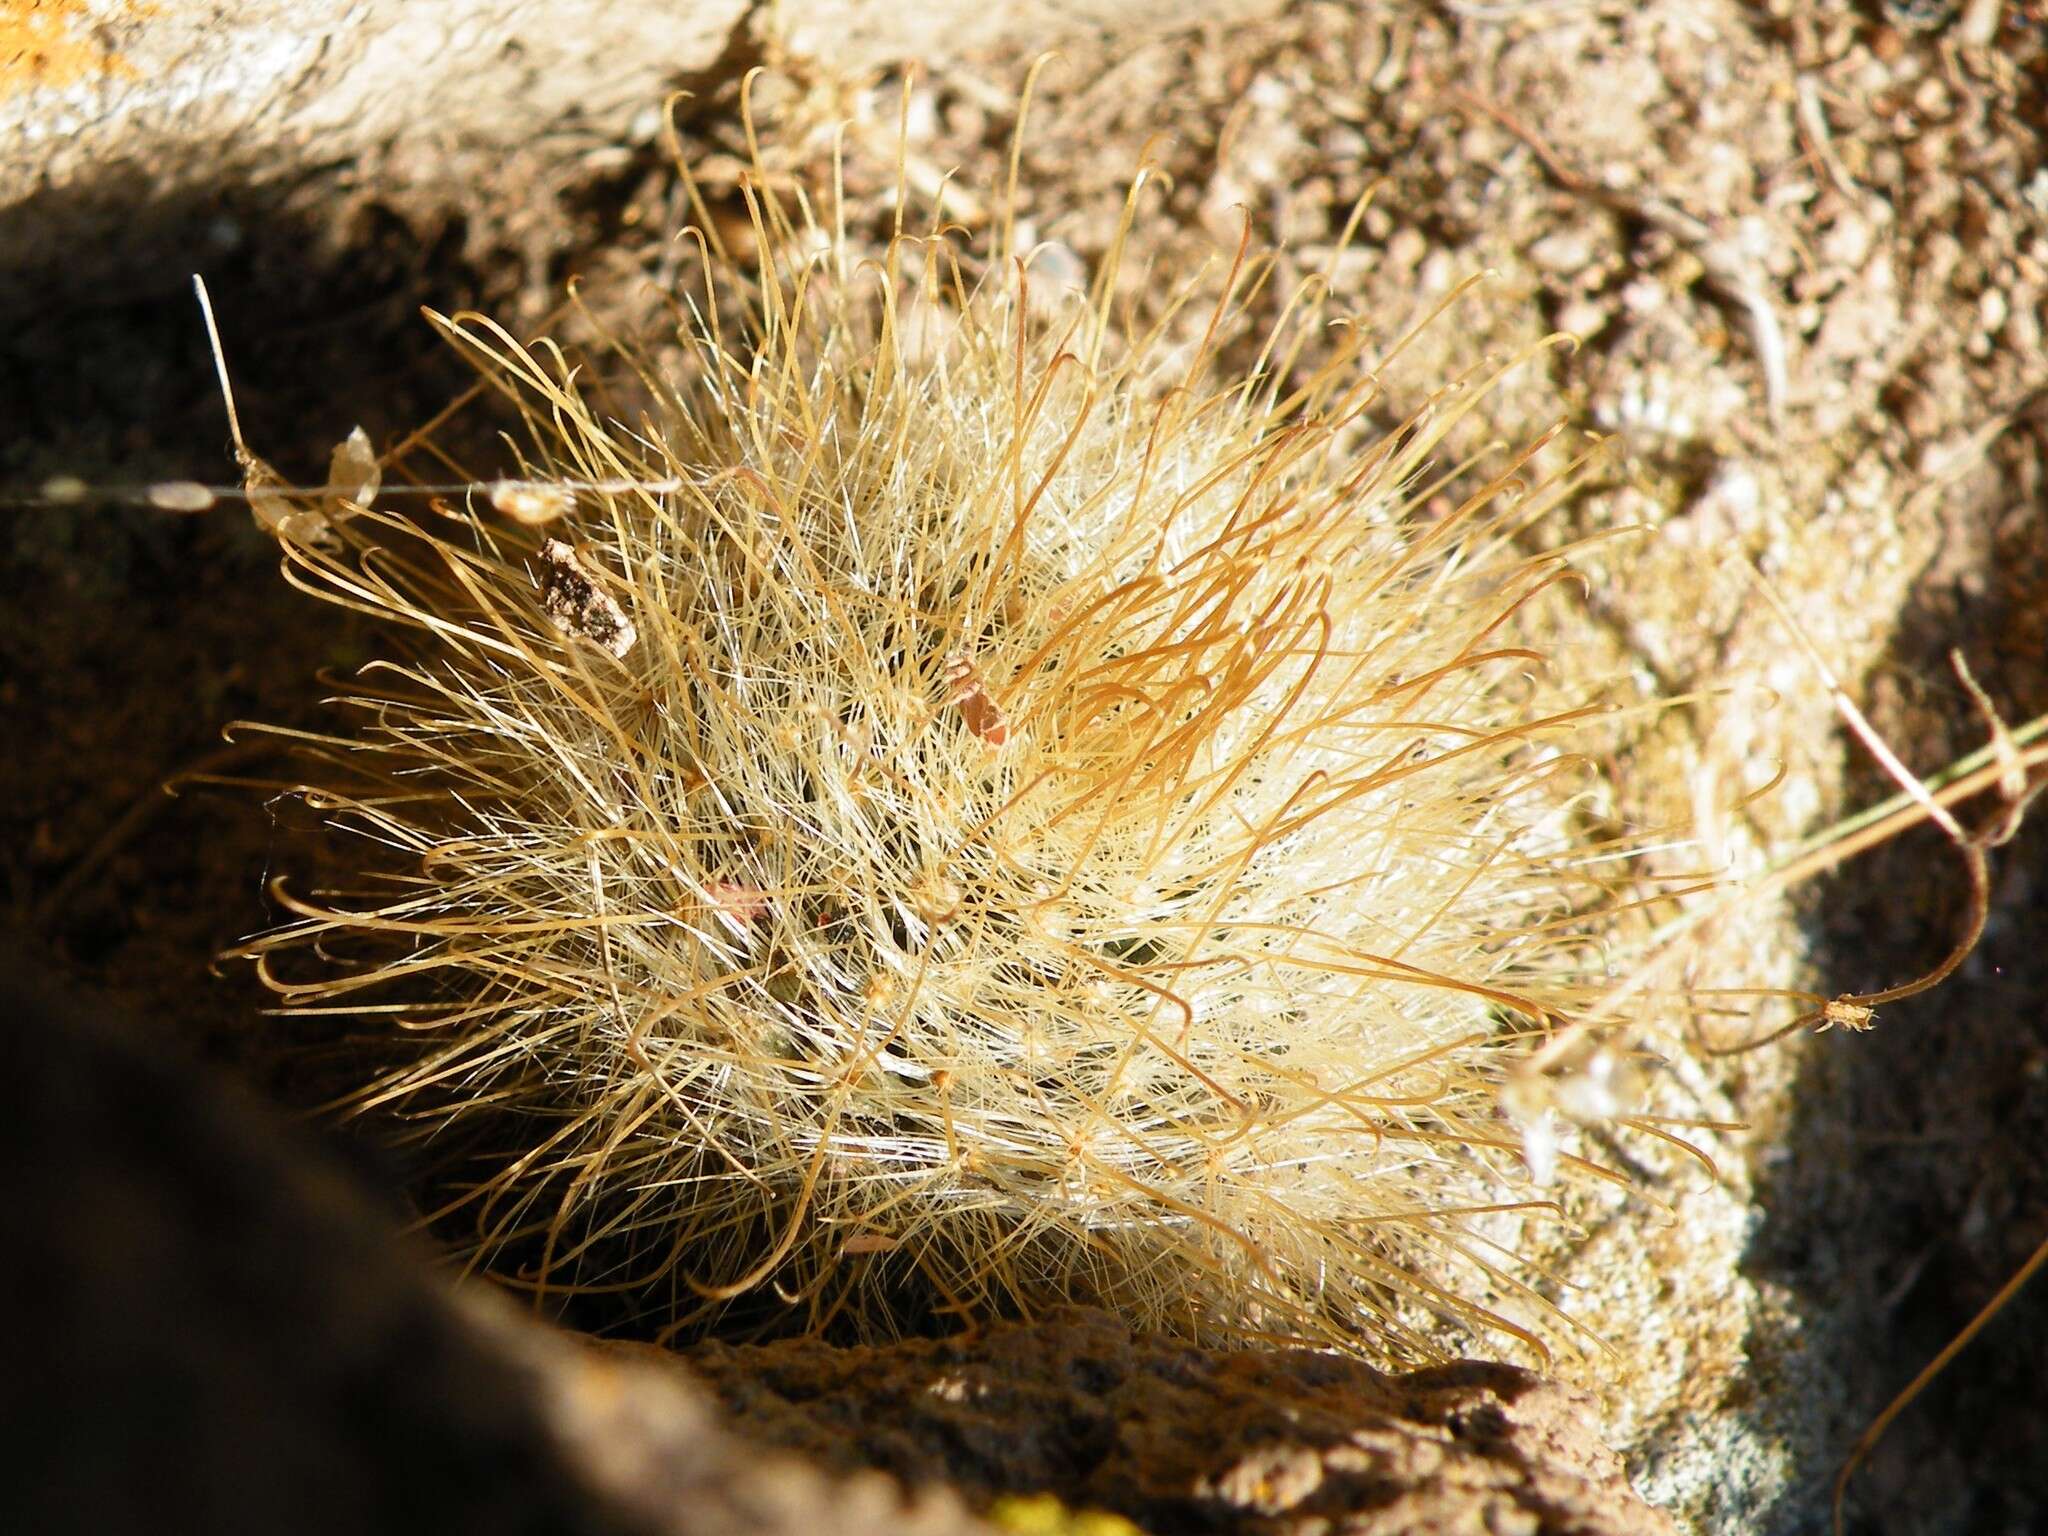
[1,0,140,95]
[987,1493,1143,1536]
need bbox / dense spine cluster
[238,155,1678,1367]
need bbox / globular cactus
[235,128,1697,1369]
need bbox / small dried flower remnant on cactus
[943,652,1009,746]
[233,128,1696,1369]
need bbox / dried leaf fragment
[325,426,381,511]
[247,426,379,550]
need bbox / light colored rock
[683,1308,1682,1536]
[0,0,1282,283]
[3,2,749,275]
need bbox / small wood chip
[537,539,636,659]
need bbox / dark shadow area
[1,947,653,1536]
[1746,419,2048,1536]
[0,136,696,1093]
[1,172,489,1094]
[0,113,781,1299]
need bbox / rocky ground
[5,2,2047,1532]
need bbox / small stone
[1978,285,2010,336]
[1818,210,1874,270]
[1383,225,1427,272]
[1529,227,1596,275]
[1555,298,1610,342]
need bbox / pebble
[1818,210,1875,269]
[1528,227,1596,275]
[1383,226,1427,271]
[1555,298,1609,341]
[2005,296,2041,355]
